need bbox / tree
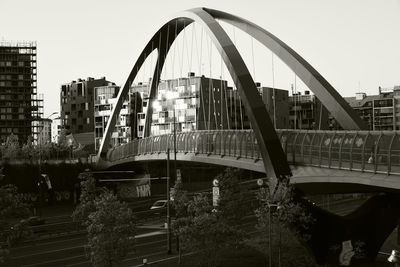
[172,168,247,267]
[254,178,316,266]
[72,170,136,266]
[85,190,136,267]
[0,185,32,263]
[72,170,100,224]
[1,134,20,160]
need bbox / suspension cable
[189,23,195,73]
[251,36,256,82]
[272,52,276,128]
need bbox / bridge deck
[100,130,400,192]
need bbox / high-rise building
[343,86,400,131]
[51,118,61,143]
[289,90,329,130]
[0,41,42,144]
[258,85,289,129]
[130,74,230,137]
[131,74,289,137]
[37,118,52,145]
[94,85,135,152]
[60,77,113,135]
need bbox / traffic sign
[212,186,219,207]
[176,169,182,182]
[213,179,219,187]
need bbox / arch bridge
[100,129,400,193]
[95,7,400,265]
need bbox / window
[85,102,89,110]
[86,118,90,124]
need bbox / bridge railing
[107,130,261,162]
[278,129,400,175]
[107,129,400,175]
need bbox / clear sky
[1,0,399,117]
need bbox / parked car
[150,200,168,210]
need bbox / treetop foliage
[0,184,32,263]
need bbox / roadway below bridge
[100,151,400,194]
[3,196,398,267]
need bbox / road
[2,195,397,267]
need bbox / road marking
[13,236,85,250]
[136,231,165,238]
[66,248,168,267]
[132,252,196,267]
[21,254,86,267]
[11,231,166,259]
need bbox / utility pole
[166,148,172,254]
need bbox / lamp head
[388,249,400,263]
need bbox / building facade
[94,85,134,152]
[37,118,52,145]
[258,86,289,129]
[51,118,61,143]
[149,74,229,136]
[130,74,289,137]
[60,77,113,135]
[343,86,400,131]
[289,90,329,130]
[0,41,42,144]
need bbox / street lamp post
[37,112,58,216]
[166,148,172,254]
[268,202,280,267]
[173,108,177,181]
[153,92,179,255]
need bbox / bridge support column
[295,193,400,266]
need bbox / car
[150,200,168,210]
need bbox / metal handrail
[105,129,400,176]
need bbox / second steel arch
[98,7,366,179]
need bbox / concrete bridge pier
[297,193,400,266]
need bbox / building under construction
[0,41,43,144]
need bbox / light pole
[38,112,58,169]
[388,249,400,267]
[37,111,58,216]
[153,91,180,255]
[165,91,178,182]
[166,148,172,254]
[267,202,281,267]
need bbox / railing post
[244,132,249,158]
[374,133,383,174]
[238,131,245,159]
[292,132,300,165]
[222,131,228,157]
[328,132,336,168]
[309,132,317,165]
[361,133,370,172]
[318,132,326,167]
[387,132,396,175]
[338,133,346,169]
[388,133,396,175]
[300,131,308,164]
[349,133,357,171]
[228,132,234,157]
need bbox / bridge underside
[98,152,400,194]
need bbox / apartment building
[0,41,42,144]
